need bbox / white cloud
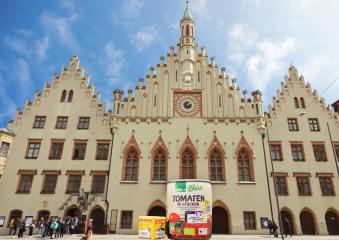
[36,35,50,61]
[40,12,78,50]
[131,26,156,52]
[113,0,143,24]
[13,28,34,37]
[247,37,297,90]
[190,0,211,20]
[14,59,32,94]
[227,23,298,91]
[103,42,126,86]
[3,36,29,55]
[60,0,75,11]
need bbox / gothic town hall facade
[0,4,338,236]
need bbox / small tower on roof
[180,1,195,47]
[179,1,197,90]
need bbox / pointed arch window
[182,26,184,36]
[154,95,157,107]
[68,90,73,102]
[198,70,200,82]
[152,148,167,181]
[123,148,139,181]
[181,148,196,179]
[61,90,67,102]
[186,25,189,36]
[191,26,193,36]
[300,97,305,108]
[294,97,299,108]
[209,148,224,181]
[237,148,254,182]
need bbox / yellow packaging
[138,216,166,239]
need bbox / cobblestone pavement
[0,235,339,240]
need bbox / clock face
[174,92,201,117]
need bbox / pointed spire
[182,1,193,20]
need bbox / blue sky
[1,0,339,127]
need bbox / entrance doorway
[37,210,50,221]
[8,210,22,226]
[65,207,81,218]
[212,207,229,234]
[300,210,316,235]
[325,210,339,235]
[280,210,294,234]
[148,206,166,217]
[90,208,105,234]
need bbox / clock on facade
[174,92,202,117]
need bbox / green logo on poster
[175,181,186,192]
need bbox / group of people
[8,216,93,239]
[268,218,293,238]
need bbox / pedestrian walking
[268,220,273,236]
[82,226,93,240]
[284,218,292,238]
[272,221,278,238]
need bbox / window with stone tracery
[237,149,254,182]
[152,148,167,181]
[124,148,139,181]
[181,148,195,179]
[209,148,224,181]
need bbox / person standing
[17,220,26,238]
[284,218,292,238]
[28,221,35,237]
[8,217,16,236]
[272,221,278,238]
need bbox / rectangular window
[309,118,320,131]
[49,141,64,160]
[72,142,87,160]
[120,211,133,229]
[91,175,106,194]
[288,118,299,131]
[291,144,305,161]
[275,176,288,195]
[78,117,90,129]
[41,175,58,194]
[17,175,33,193]
[55,116,68,129]
[66,175,81,193]
[243,212,256,230]
[312,144,327,162]
[33,116,46,129]
[270,144,283,161]
[96,142,109,160]
[0,141,10,157]
[26,141,41,159]
[296,176,311,196]
[319,177,335,196]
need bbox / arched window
[117,103,120,114]
[191,26,193,36]
[186,25,189,36]
[181,148,195,179]
[294,97,299,108]
[209,148,224,181]
[152,148,167,181]
[182,26,184,36]
[154,95,157,107]
[300,97,305,108]
[176,71,178,82]
[198,71,200,82]
[61,90,67,102]
[219,95,222,108]
[237,148,254,181]
[123,148,139,181]
[68,90,73,102]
